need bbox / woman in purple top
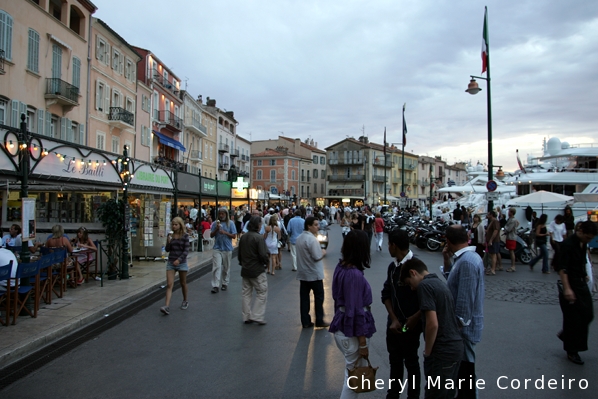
[329,230,376,398]
[160,217,190,315]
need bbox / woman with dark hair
[329,230,376,398]
[160,217,190,315]
[528,214,550,273]
[563,206,575,237]
[71,227,97,282]
[470,214,486,258]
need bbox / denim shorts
[166,261,188,272]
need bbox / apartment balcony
[189,150,202,161]
[372,159,394,168]
[327,157,364,165]
[218,162,230,170]
[186,119,207,137]
[152,69,179,94]
[153,156,187,172]
[240,154,249,162]
[327,174,365,182]
[230,149,239,158]
[218,143,230,153]
[391,176,401,184]
[418,179,430,187]
[108,107,134,129]
[157,110,182,133]
[44,78,79,109]
[372,175,388,182]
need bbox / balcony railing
[328,158,364,165]
[45,78,79,105]
[108,107,134,127]
[372,159,394,168]
[230,149,239,158]
[157,110,182,132]
[327,174,365,181]
[241,154,249,162]
[218,143,230,153]
[218,162,230,170]
[372,175,387,182]
[189,150,202,161]
[187,119,207,136]
[153,156,187,172]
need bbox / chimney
[310,139,314,146]
[295,138,301,149]
[207,97,216,107]
[197,95,202,104]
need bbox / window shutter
[105,44,110,66]
[78,123,85,145]
[95,36,100,59]
[10,100,18,128]
[60,117,66,140]
[95,80,101,110]
[105,84,110,114]
[37,109,44,135]
[72,57,81,89]
[67,119,73,142]
[45,111,51,137]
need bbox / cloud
[95,0,598,172]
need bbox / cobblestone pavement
[485,278,598,305]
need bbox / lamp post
[120,145,131,279]
[466,6,493,212]
[18,114,31,265]
[428,163,434,221]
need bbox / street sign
[400,192,406,197]
[486,180,498,192]
[486,192,499,201]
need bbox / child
[400,258,463,399]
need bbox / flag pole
[383,127,387,205]
[484,6,494,212]
[401,103,406,207]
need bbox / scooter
[499,234,532,264]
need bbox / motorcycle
[499,233,532,264]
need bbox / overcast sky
[96,0,598,172]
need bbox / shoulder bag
[347,355,379,393]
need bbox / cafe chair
[11,260,42,325]
[38,253,55,304]
[41,247,67,299]
[0,260,14,326]
[79,241,99,282]
[203,230,214,250]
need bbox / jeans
[334,331,370,399]
[456,339,477,399]
[376,232,384,249]
[300,280,324,326]
[242,273,268,323]
[423,355,460,399]
[386,328,421,399]
[529,243,549,272]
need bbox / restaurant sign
[201,178,217,196]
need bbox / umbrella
[506,190,574,213]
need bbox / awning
[153,130,186,152]
[329,183,362,190]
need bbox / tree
[97,198,125,279]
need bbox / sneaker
[378,246,382,251]
[221,285,227,291]
[211,287,219,294]
[160,306,170,315]
[181,301,189,310]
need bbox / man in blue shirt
[286,210,304,272]
[210,207,237,293]
[444,225,485,399]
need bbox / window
[270,159,276,166]
[270,170,276,182]
[163,70,168,84]
[141,125,150,146]
[72,57,81,88]
[320,156,325,164]
[313,169,318,178]
[112,136,120,153]
[112,88,122,108]
[95,80,109,113]
[321,169,325,178]
[141,94,150,112]
[256,170,262,180]
[125,58,135,81]
[112,48,123,73]
[291,170,295,180]
[152,91,159,119]
[209,144,213,160]
[96,131,105,150]
[95,35,109,65]
[314,183,317,194]
[126,97,134,113]
[0,100,6,125]
[257,160,262,166]
[0,11,13,61]
[321,183,324,193]
[27,29,40,73]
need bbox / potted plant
[97,198,125,279]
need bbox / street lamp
[116,145,132,279]
[466,6,493,212]
[429,163,434,221]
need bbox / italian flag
[481,7,488,73]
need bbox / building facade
[198,97,217,179]
[89,18,141,157]
[180,91,207,175]
[251,147,305,204]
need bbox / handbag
[277,240,283,249]
[347,356,379,393]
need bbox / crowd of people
[158,201,596,398]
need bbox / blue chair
[11,260,41,325]
[0,261,14,326]
[37,254,54,304]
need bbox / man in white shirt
[0,248,18,287]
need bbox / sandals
[485,271,496,276]
[506,267,516,272]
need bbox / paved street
[2,223,597,398]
